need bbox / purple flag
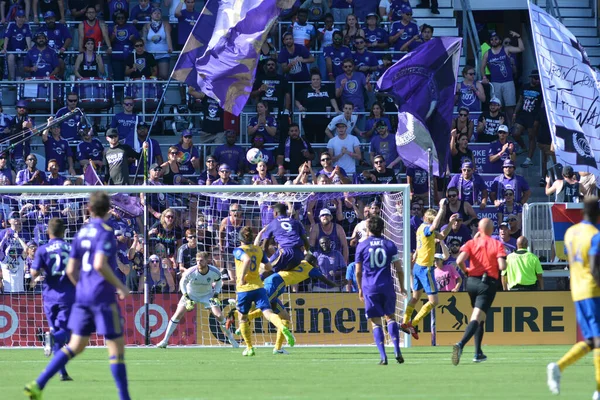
[111,193,144,217]
[376,37,462,177]
[83,164,103,186]
[171,0,295,115]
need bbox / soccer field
[1,345,596,400]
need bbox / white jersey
[180,265,222,300]
[353,220,368,243]
[1,256,25,292]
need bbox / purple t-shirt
[77,138,104,163]
[55,106,82,141]
[130,4,152,23]
[364,27,388,47]
[323,45,352,78]
[175,143,200,175]
[264,216,306,249]
[248,116,278,143]
[447,173,487,206]
[331,0,352,8]
[406,166,429,195]
[213,144,245,172]
[70,218,119,305]
[317,167,348,184]
[369,133,398,166]
[487,140,514,173]
[43,136,73,172]
[390,21,418,52]
[111,24,139,61]
[177,9,200,46]
[108,0,129,19]
[4,22,31,51]
[355,236,399,293]
[353,50,378,70]
[31,238,75,304]
[335,71,367,111]
[278,44,311,81]
[312,250,344,289]
[24,47,59,78]
[490,174,530,204]
[492,235,517,254]
[110,112,138,140]
[390,0,412,20]
[41,23,72,51]
[441,224,472,246]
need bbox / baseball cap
[137,121,149,129]
[497,124,509,133]
[181,129,192,137]
[449,239,461,246]
[434,253,444,260]
[500,221,509,228]
[43,11,55,19]
[461,161,473,169]
[490,31,500,39]
[149,163,160,171]
[562,165,574,176]
[529,69,540,77]
[16,9,25,17]
[490,97,502,106]
[335,121,347,127]
[503,159,515,168]
[8,211,20,220]
[106,128,119,138]
[27,241,37,248]
[319,209,332,217]
[366,12,379,20]
[148,254,160,262]
[219,163,231,172]
[16,99,28,108]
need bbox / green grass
[1,345,597,399]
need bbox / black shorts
[515,113,537,129]
[466,276,498,313]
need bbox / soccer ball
[246,148,264,164]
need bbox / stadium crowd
[0,0,595,297]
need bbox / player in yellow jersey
[548,197,600,399]
[401,198,456,339]
[233,226,295,356]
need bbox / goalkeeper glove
[183,294,195,311]
[209,295,221,308]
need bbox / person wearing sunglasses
[488,124,516,173]
[317,151,350,184]
[451,107,474,142]
[142,252,176,294]
[109,96,139,140]
[16,154,48,186]
[109,10,139,88]
[361,154,397,185]
[440,187,477,227]
[125,38,157,79]
[476,96,506,143]
[41,117,76,177]
[490,159,531,207]
[389,6,418,57]
[492,221,517,256]
[149,209,183,278]
[449,130,474,174]
[53,93,81,141]
[448,161,488,210]
[456,65,485,114]
[175,228,199,273]
[497,188,522,228]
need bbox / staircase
[412,0,460,38]
[537,0,600,66]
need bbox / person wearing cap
[487,124,516,173]
[213,130,245,176]
[502,236,543,291]
[77,121,105,172]
[492,221,517,255]
[544,163,580,203]
[39,11,71,77]
[209,163,240,221]
[363,12,388,49]
[77,6,112,54]
[369,120,401,169]
[278,30,314,83]
[440,213,471,247]
[103,127,148,185]
[456,65,485,113]
[497,188,522,225]
[513,69,544,168]
[490,159,531,206]
[0,224,28,293]
[480,30,524,127]
[142,252,176,293]
[7,100,34,168]
[327,118,361,175]
[141,7,173,80]
[197,155,218,186]
[448,161,488,209]
[389,6,418,57]
[110,96,139,140]
[2,9,31,81]
[125,38,157,79]
[0,212,30,259]
[326,102,361,139]
[172,129,200,175]
[309,207,349,264]
[434,240,462,292]
[41,117,75,175]
[476,96,506,143]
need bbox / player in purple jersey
[26,192,131,400]
[29,218,75,381]
[355,216,406,365]
[261,203,310,273]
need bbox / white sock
[163,319,179,341]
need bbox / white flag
[529,3,600,185]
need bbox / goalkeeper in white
[157,252,239,348]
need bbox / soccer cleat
[43,331,54,357]
[379,358,388,365]
[229,338,240,348]
[225,308,237,331]
[396,354,405,364]
[282,326,295,347]
[547,362,561,395]
[400,322,419,340]
[234,328,241,336]
[473,353,487,363]
[521,157,533,168]
[452,343,463,366]
[593,391,599,400]
[60,374,73,382]
[24,381,43,400]
[156,340,168,349]
[273,348,289,355]
[242,347,255,357]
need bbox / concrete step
[579,36,600,47]
[562,17,598,27]
[412,8,454,18]
[536,0,591,7]
[568,27,600,37]
[430,27,459,36]
[557,8,595,18]
[415,17,457,27]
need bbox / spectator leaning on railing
[502,236,543,291]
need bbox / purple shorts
[364,289,397,319]
[44,302,71,332]
[270,247,304,272]
[68,302,124,339]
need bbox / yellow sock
[594,349,600,391]
[240,321,252,349]
[403,305,415,324]
[247,309,263,321]
[557,341,591,371]
[275,320,289,350]
[412,301,434,326]
[266,313,286,331]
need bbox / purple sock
[37,346,75,389]
[109,355,130,400]
[51,342,69,376]
[373,326,387,361]
[387,321,401,357]
[53,329,69,345]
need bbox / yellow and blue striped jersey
[278,260,323,286]
[566,221,600,301]
[415,223,435,266]
[233,245,268,293]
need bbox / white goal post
[0,184,412,348]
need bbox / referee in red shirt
[452,218,507,365]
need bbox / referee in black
[452,218,507,365]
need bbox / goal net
[0,184,411,348]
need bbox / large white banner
[529,3,600,184]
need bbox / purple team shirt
[335,71,367,111]
[323,45,352,78]
[355,236,399,293]
[111,24,139,61]
[447,174,487,205]
[77,139,105,163]
[487,140,514,173]
[4,22,31,51]
[43,136,73,172]
[369,133,398,166]
[390,21,418,52]
[110,112,138,140]
[31,238,75,304]
[177,9,200,46]
[490,174,530,204]
[55,107,82,141]
[278,44,311,81]
[264,216,306,249]
[406,167,429,195]
[441,224,472,246]
[70,218,119,305]
[213,143,245,172]
[24,47,59,78]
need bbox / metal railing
[458,0,481,79]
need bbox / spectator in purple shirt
[124,122,163,176]
[46,159,67,186]
[109,10,139,87]
[492,221,517,255]
[245,135,275,175]
[324,30,352,80]
[24,31,60,78]
[76,125,105,172]
[110,97,138,140]
[441,215,472,246]
[317,151,351,184]
[173,129,200,175]
[313,237,345,291]
[42,120,75,175]
[335,59,371,123]
[210,163,239,220]
[247,101,278,144]
[174,0,200,50]
[447,161,488,209]
[406,166,432,204]
[363,13,388,50]
[213,130,245,176]
[278,32,314,83]
[490,159,531,207]
[487,124,516,173]
[364,102,392,141]
[130,0,152,28]
[39,11,72,77]
[55,93,82,141]
[17,154,48,185]
[3,10,32,81]
[330,0,353,24]
[388,7,418,58]
[369,121,401,169]
[352,35,378,75]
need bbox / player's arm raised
[431,198,448,232]
[93,251,130,299]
